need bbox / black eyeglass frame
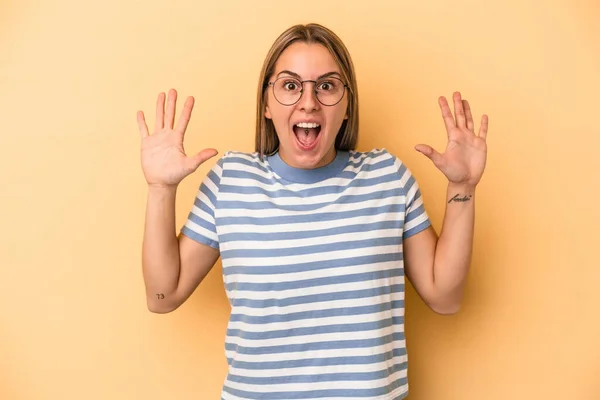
[266,76,349,107]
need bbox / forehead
[274,42,341,78]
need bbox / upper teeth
[296,122,320,129]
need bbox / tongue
[294,126,319,146]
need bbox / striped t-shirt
[181,148,431,400]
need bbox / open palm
[415,92,489,187]
[137,89,218,187]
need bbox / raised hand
[137,89,218,188]
[415,92,488,187]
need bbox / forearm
[432,182,476,307]
[142,185,182,308]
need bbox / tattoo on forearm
[156,293,165,299]
[448,193,472,203]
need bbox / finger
[155,92,165,132]
[438,96,455,136]
[463,99,474,131]
[137,111,149,138]
[175,96,195,134]
[415,144,444,169]
[453,92,466,128]
[478,114,489,140]
[186,149,219,172]
[164,88,177,130]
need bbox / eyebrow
[276,70,342,80]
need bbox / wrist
[446,182,476,203]
[447,182,476,193]
[147,183,178,195]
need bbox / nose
[298,82,319,112]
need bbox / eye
[283,80,300,91]
[317,81,335,91]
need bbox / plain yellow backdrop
[1,0,599,399]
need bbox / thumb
[186,148,219,172]
[415,144,443,168]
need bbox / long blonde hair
[255,23,359,158]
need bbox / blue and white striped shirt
[181,148,431,400]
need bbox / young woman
[137,23,488,400]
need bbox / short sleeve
[180,156,225,249]
[389,151,431,239]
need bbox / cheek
[270,105,292,126]
[328,106,349,128]
[266,105,293,138]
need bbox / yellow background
[2,0,599,399]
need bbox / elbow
[145,288,183,314]
[425,285,465,315]
[146,299,180,314]
[429,301,461,315]
[147,305,175,314]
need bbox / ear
[265,105,272,119]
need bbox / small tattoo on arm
[156,293,165,299]
[448,193,472,203]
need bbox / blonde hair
[255,23,359,158]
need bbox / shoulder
[212,150,272,180]
[217,150,260,163]
[350,148,420,187]
[210,150,263,170]
[348,147,404,171]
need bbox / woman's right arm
[137,89,220,313]
[142,185,220,313]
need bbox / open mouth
[293,122,321,150]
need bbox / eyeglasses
[267,76,348,106]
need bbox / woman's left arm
[403,92,489,315]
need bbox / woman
[137,23,488,400]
